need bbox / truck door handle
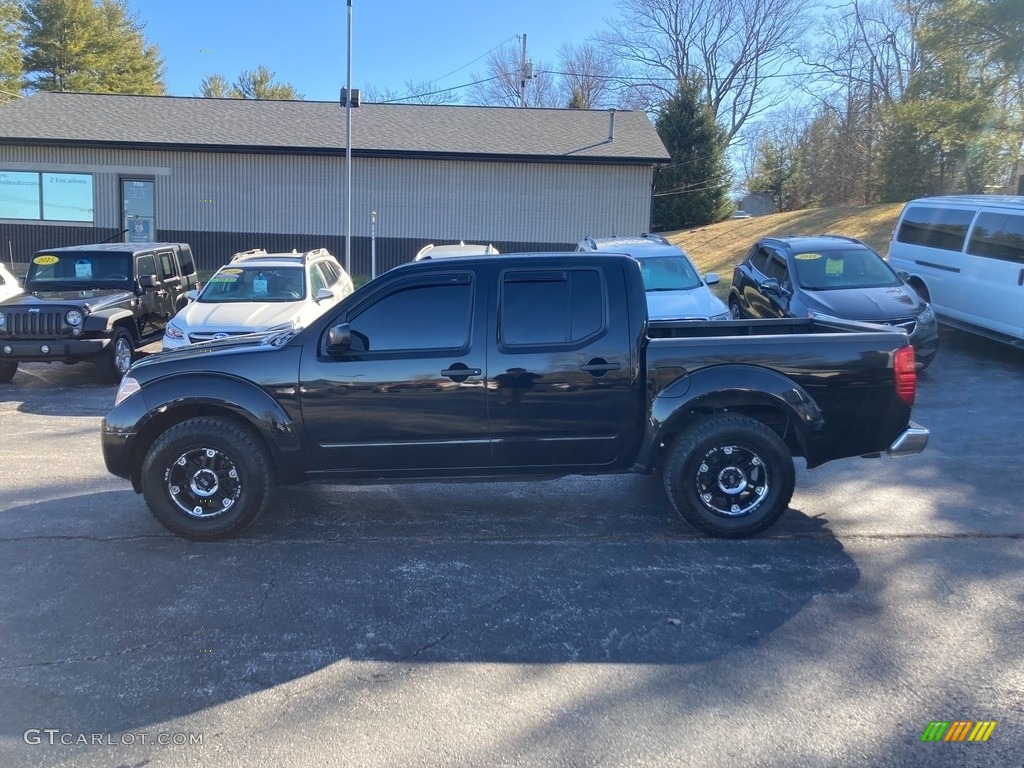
[154,290,168,297]
[580,358,621,377]
[1018,268,1023,286]
[441,363,481,383]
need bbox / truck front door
[300,270,492,475]
[487,264,634,469]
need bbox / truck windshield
[793,247,901,290]
[636,256,702,291]
[199,266,306,302]
[27,252,132,285]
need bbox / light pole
[344,0,353,275]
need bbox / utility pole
[519,34,527,108]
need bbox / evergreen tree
[21,0,164,94]
[0,0,21,100]
[651,79,730,231]
[199,66,303,100]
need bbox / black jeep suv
[0,242,198,384]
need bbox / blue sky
[134,0,623,101]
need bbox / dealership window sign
[0,171,94,222]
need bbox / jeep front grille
[3,310,69,338]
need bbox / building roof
[0,92,669,164]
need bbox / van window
[966,212,1024,265]
[896,206,975,252]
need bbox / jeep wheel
[663,414,795,538]
[95,328,134,384]
[0,362,17,383]
[141,416,274,541]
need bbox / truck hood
[2,288,134,311]
[134,330,293,371]
[646,287,727,321]
[175,300,301,332]
[802,285,925,321]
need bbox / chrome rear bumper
[887,422,929,457]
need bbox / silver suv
[576,234,729,321]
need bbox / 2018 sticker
[33,255,59,265]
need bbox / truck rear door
[487,262,635,469]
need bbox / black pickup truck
[0,242,198,384]
[102,253,928,540]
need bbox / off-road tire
[141,416,274,541]
[663,414,795,538]
[0,362,17,383]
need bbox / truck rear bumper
[887,422,929,457]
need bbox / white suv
[163,248,354,349]
[576,234,729,321]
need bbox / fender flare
[84,308,137,338]
[127,373,303,485]
[635,364,824,472]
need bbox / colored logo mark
[920,720,996,742]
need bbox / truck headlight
[918,306,936,324]
[0,312,5,328]
[165,322,185,340]
[114,376,141,406]
[710,311,730,321]
[66,309,83,326]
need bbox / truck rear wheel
[141,416,274,541]
[0,362,16,383]
[663,414,795,538]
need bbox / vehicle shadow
[0,482,857,737]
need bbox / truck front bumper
[0,337,110,363]
[887,421,929,457]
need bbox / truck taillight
[894,346,916,406]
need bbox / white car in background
[576,234,730,321]
[415,241,500,260]
[162,248,353,349]
[0,263,22,302]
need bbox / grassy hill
[661,203,905,300]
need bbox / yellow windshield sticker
[33,255,59,265]
[219,268,242,274]
[825,257,844,276]
[794,253,821,260]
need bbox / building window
[0,170,94,222]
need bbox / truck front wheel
[0,362,17,383]
[141,416,274,541]
[663,414,795,538]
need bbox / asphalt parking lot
[1,326,1021,767]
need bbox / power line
[376,75,503,104]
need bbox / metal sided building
[0,92,669,274]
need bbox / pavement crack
[403,591,516,661]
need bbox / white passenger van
[887,195,1023,347]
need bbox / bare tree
[466,41,559,108]
[596,0,807,141]
[556,42,618,108]
[363,80,460,105]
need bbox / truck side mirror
[138,274,158,289]
[704,272,720,286]
[326,323,352,356]
[315,288,334,303]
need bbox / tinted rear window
[966,211,1024,264]
[895,205,975,252]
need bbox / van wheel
[663,414,795,537]
[0,362,17,383]
[141,416,274,541]
[96,328,134,384]
[908,279,930,303]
